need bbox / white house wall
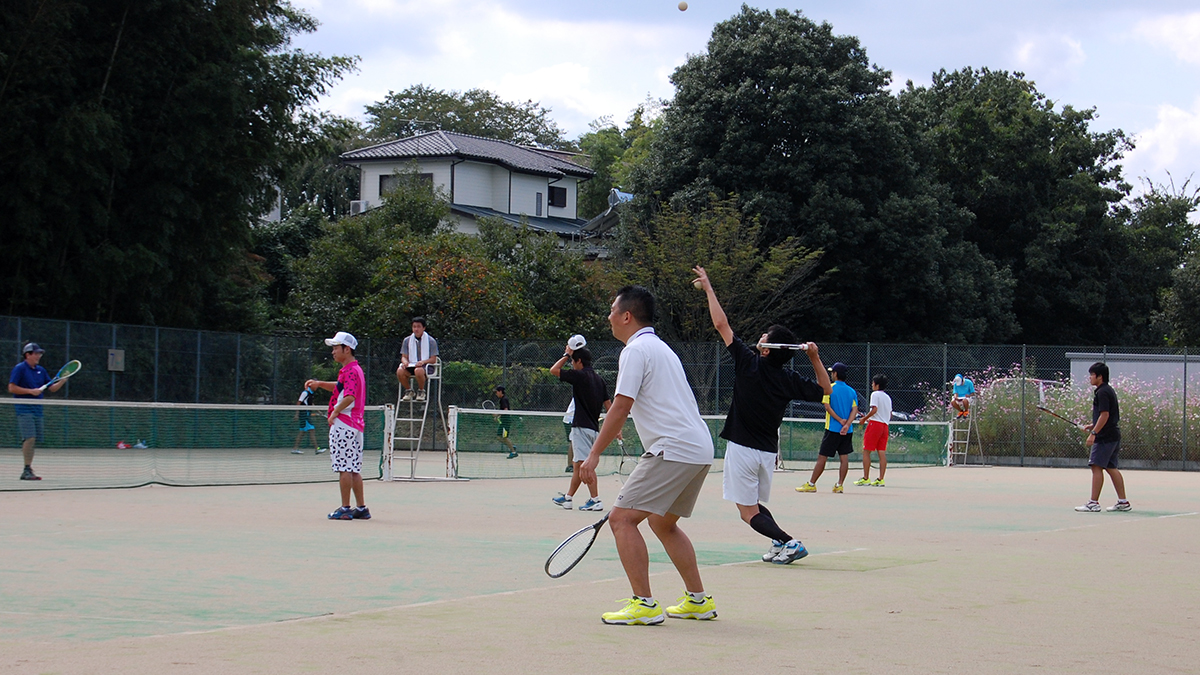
[452,161,494,209]
[491,165,510,213]
[548,177,578,220]
[510,173,549,217]
[357,159,452,203]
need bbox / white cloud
[1011,33,1086,86]
[294,0,707,135]
[1134,12,1200,66]
[1126,97,1200,181]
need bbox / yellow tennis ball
[678,1,688,10]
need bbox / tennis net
[449,407,950,479]
[0,398,391,490]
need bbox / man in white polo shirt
[579,285,716,626]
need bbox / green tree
[280,114,366,221]
[899,67,1133,343]
[576,102,662,220]
[289,170,453,335]
[475,218,610,338]
[365,84,574,150]
[631,6,1015,342]
[0,0,355,331]
[615,195,825,343]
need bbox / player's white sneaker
[1075,501,1101,512]
[1106,501,1131,512]
[772,540,808,565]
[762,540,785,562]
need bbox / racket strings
[546,528,599,577]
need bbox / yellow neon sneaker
[832,484,844,493]
[871,478,885,487]
[666,594,717,620]
[795,482,816,493]
[601,598,664,625]
[853,478,870,486]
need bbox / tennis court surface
[2,466,1197,674]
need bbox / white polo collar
[627,327,656,344]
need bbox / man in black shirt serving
[550,342,611,511]
[1076,362,1131,512]
[694,266,832,563]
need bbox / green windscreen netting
[0,399,389,490]
[449,407,949,479]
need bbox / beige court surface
[2,465,1198,674]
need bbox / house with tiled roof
[340,131,595,237]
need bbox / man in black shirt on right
[1076,362,1131,512]
[694,266,832,564]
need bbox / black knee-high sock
[749,506,792,542]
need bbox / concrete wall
[547,177,578,220]
[451,161,493,209]
[357,160,450,203]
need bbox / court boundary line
[998,510,1198,537]
[134,547,872,640]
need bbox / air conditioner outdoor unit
[350,200,370,215]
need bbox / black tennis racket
[39,360,81,392]
[1036,405,1087,430]
[545,513,609,578]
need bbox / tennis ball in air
[679,1,688,10]
[693,278,703,290]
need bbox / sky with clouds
[291,0,1200,194]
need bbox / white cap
[568,334,587,350]
[953,375,963,386]
[324,331,358,349]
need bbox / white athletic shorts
[329,420,364,474]
[722,440,775,506]
[569,426,598,463]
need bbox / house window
[380,173,433,196]
[548,186,567,208]
[536,192,543,217]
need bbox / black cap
[22,342,44,354]
[828,362,848,376]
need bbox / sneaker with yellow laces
[832,483,844,493]
[601,597,664,625]
[795,482,816,493]
[871,478,885,487]
[665,593,717,620]
[853,478,870,486]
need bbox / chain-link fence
[4,316,1195,470]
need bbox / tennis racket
[1036,406,1087,430]
[481,400,496,410]
[757,342,809,351]
[545,513,609,578]
[39,360,81,392]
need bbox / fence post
[64,321,71,399]
[15,317,20,358]
[502,339,508,388]
[714,342,721,415]
[111,324,117,401]
[154,327,159,402]
[363,337,371,403]
[1184,345,1188,471]
[271,337,279,404]
[235,334,242,403]
[942,344,948,423]
[1020,344,1026,467]
[195,331,202,403]
[865,342,871,392]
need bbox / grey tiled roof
[341,131,594,179]
[451,204,588,236]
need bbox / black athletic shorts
[819,429,854,457]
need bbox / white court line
[138,546,870,640]
[999,511,1198,537]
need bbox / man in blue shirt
[950,374,975,418]
[8,343,65,480]
[797,362,858,493]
